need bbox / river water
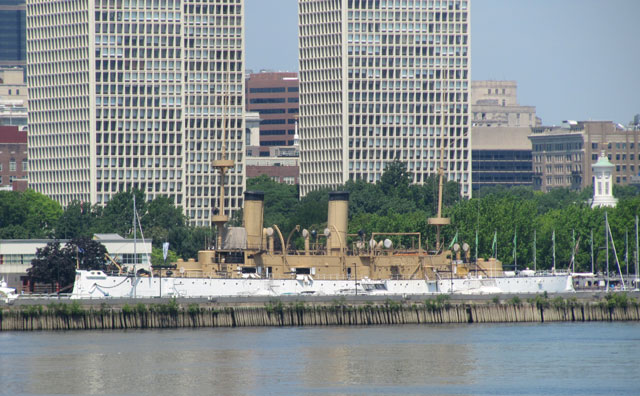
[1,323,638,396]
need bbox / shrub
[265,299,284,314]
[21,304,43,318]
[122,304,133,315]
[69,301,84,317]
[551,297,566,309]
[187,303,201,315]
[135,303,148,315]
[534,294,550,310]
[508,296,522,306]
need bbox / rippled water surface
[1,322,639,395]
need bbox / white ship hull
[71,271,574,299]
[438,274,574,295]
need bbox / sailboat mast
[624,230,629,279]
[552,229,556,273]
[513,227,517,272]
[590,229,594,274]
[533,229,536,272]
[572,229,575,273]
[133,194,137,271]
[625,230,629,280]
[605,211,609,291]
[636,215,639,289]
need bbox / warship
[72,79,573,299]
[71,179,573,298]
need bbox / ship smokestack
[243,191,264,250]
[327,191,349,255]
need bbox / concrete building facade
[298,0,471,197]
[0,66,28,128]
[471,80,539,128]
[26,0,245,226]
[0,66,27,104]
[471,126,532,191]
[529,121,640,192]
[245,71,299,156]
[246,156,299,185]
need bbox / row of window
[259,130,295,136]
[259,119,297,125]
[248,86,299,93]
[257,108,299,114]
[0,160,26,172]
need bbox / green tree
[169,226,213,260]
[246,175,299,230]
[142,196,186,248]
[28,241,73,290]
[28,239,108,290]
[0,190,62,238]
[65,237,108,271]
[379,160,412,197]
[151,246,179,268]
[54,200,100,239]
[96,189,146,236]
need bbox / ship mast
[428,88,450,251]
[211,70,234,249]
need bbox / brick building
[245,72,299,156]
[0,125,27,190]
[530,121,640,192]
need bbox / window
[9,159,16,172]
[249,98,285,104]
[249,87,285,93]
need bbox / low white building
[0,234,152,291]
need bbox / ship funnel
[243,191,264,250]
[327,191,349,255]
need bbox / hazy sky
[245,0,640,126]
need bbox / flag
[491,230,497,257]
[475,228,479,260]
[448,230,459,249]
[162,242,170,261]
[77,247,85,254]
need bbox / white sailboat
[0,277,18,303]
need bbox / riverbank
[2,292,639,331]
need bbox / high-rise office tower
[298,0,471,197]
[26,0,245,226]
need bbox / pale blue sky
[245,0,640,126]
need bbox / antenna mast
[211,70,235,249]
[428,88,450,250]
